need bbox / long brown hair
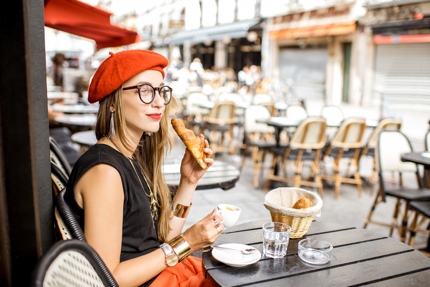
[95,87,176,242]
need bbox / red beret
[88,50,169,103]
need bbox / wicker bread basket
[263,188,323,238]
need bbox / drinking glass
[262,222,291,258]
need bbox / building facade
[94,0,430,110]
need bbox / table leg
[423,167,430,188]
[273,127,281,177]
[422,167,430,252]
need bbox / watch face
[161,243,178,267]
[166,254,178,267]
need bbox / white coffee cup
[217,204,241,227]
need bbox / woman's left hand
[180,136,214,185]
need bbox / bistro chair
[31,239,118,287]
[202,101,237,156]
[252,93,273,105]
[363,130,430,242]
[285,104,308,121]
[263,117,327,198]
[360,118,402,184]
[320,105,344,127]
[321,117,367,199]
[55,188,86,241]
[320,104,345,140]
[183,92,210,132]
[407,200,430,250]
[49,136,72,176]
[51,162,73,240]
[240,104,277,188]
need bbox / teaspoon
[211,245,257,255]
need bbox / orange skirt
[150,256,219,287]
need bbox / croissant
[292,197,312,209]
[171,118,207,169]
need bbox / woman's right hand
[181,208,224,252]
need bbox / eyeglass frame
[122,82,173,105]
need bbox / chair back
[286,105,308,121]
[31,239,118,287]
[244,105,275,134]
[289,117,327,150]
[49,136,72,176]
[252,94,273,105]
[376,130,417,174]
[376,130,421,200]
[205,101,237,125]
[185,92,209,117]
[55,188,86,241]
[366,118,402,150]
[51,161,69,197]
[216,92,245,105]
[320,105,344,126]
[330,117,367,149]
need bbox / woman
[65,50,223,286]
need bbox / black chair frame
[31,239,118,287]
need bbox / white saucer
[212,243,261,267]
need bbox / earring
[145,132,153,137]
[110,112,116,137]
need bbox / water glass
[262,222,291,258]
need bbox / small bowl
[298,238,333,265]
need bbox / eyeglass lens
[139,84,172,104]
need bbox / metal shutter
[373,43,430,115]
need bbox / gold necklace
[106,137,158,228]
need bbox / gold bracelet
[172,203,192,218]
[168,234,192,262]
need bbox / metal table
[202,219,430,286]
[163,160,240,191]
[51,103,99,114]
[401,151,430,253]
[401,151,430,188]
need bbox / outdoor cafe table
[163,160,240,191]
[51,103,99,114]
[401,151,430,188]
[401,151,430,253]
[54,114,96,131]
[71,130,241,191]
[202,219,430,286]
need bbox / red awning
[44,0,140,50]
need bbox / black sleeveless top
[65,144,159,286]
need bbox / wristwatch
[160,243,179,267]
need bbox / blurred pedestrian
[190,57,204,87]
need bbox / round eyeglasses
[123,83,172,105]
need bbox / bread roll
[292,197,312,209]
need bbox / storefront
[265,4,365,104]
[361,1,430,115]
[168,19,262,74]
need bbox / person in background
[189,57,204,87]
[64,50,223,287]
[51,53,67,89]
